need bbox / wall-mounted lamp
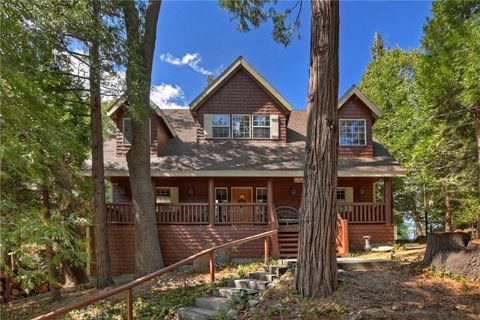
[290,186,296,196]
[188,186,195,196]
[359,187,365,195]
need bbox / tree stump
[423,232,480,280]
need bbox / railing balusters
[127,288,133,320]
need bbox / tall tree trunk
[42,189,62,301]
[474,105,480,199]
[444,194,452,232]
[411,199,424,237]
[122,0,164,277]
[295,0,339,298]
[89,0,114,288]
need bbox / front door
[231,187,253,222]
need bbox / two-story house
[84,57,405,276]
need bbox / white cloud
[150,83,188,109]
[159,52,212,76]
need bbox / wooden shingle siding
[112,107,169,156]
[338,96,374,158]
[195,69,288,143]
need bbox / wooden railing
[32,230,278,320]
[106,203,133,224]
[215,203,268,224]
[337,202,386,224]
[156,203,209,224]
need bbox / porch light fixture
[359,187,365,195]
[290,186,296,196]
[188,186,195,196]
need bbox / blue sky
[150,1,432,110]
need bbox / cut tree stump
[423,232,480,280]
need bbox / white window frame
[155,187,171,203]
[215,187,229,203]
[231,114,251,139]
[339,119,367,146]
[256,187,268,203]
[252,114,271,139]
[336,187,346,202]
[211,114,231,139]
[122,118,152,146]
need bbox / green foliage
[360,0,480,230]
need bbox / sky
[150,0,433,110]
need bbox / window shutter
[345,187,354,203]
[170,187,179,203]
[270,114,279,139]
[203,114,212,139]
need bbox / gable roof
[338,85,384,119]
[106,95,177,138]
[189,56,293,114]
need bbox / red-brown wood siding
[195,69,288,143]
[337,177,377,202]
[348,224,395,249]
[338,96,374,158]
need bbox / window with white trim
[232,114,251,138]
[339,119,366,146]
[336,188,346,202]
[123,118,132,145]
[156,187,171,203]
[252,115,271,139]
[212,115,230,138]
[215,187,228,203]
[256,188,268,203]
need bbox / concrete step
[268,265,289,276]
[234,279,270,291]
[194,297,230,312]
[248,271,276,281]
[214,287,258,298]
[176,307,218,320]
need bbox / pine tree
[371,31,385,61]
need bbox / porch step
[176,307,218,320]
[213,287,258,298]
[234,278,270,291]
[268,265,289,276]
[195,297,230,312]
[248,271,276,282]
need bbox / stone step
[194,297,230,312]
[268,265,289,276]
[234,279,270,291]
[214,287,258,298]
[176,307,218,320]
[248,271,276,282]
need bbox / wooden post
[209,252,215,284]
[208,178,215,226]
[384,177,392,225]
[342,219,349,255]
[127,288,133,320]
[267,178,280,259]
[264,238,269,264]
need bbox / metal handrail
[32,229,277,320]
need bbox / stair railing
[32,230,278,320]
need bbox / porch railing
[337,202,386,224]
[106,203,268,225]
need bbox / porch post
[384,177,392,224]
[267,178,280,259]
[208,178,215,226]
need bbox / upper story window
[212,115,230,138]
[122,118,152,146]
[252,115,271,139]
[232,114,251,139]
[339,119,366,146]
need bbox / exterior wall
[90,224,267,276]
[337,177,378,202]
[348,224,395,249]
[110,107,169,156]
[195,69,288,143]
[338,96,374,158]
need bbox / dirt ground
[2,250,480,320]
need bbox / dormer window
[339,119,366,146]
[122,118,152,145]
[232,114,251,139]
[252,115,271,139]
[212,114,230,138]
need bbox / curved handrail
[33,229,277,320]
